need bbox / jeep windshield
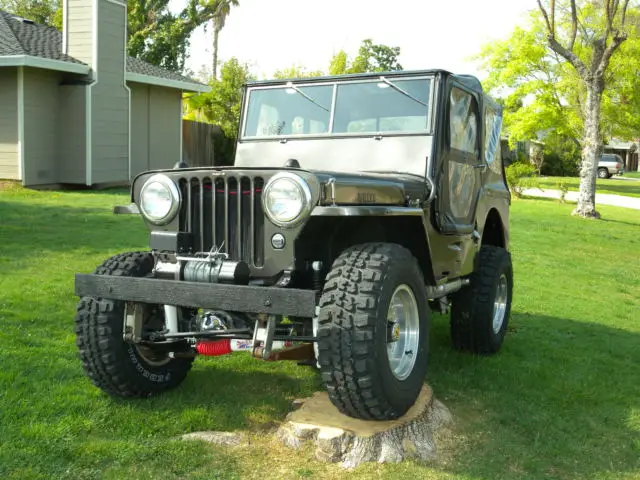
[241,76,434,139]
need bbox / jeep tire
[75,252,194,397]
[317,243,430,420]
[450,245,513,354]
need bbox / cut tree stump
[276,385,453,469]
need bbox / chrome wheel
[492,273,508,334]
[386,284,420,381]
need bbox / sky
[169,0,540,81]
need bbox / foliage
[0,0,61,28]
[329,38,403,75]
[127,0,220,72]
[505,161,539,198]
[273,65,324,79]
[184,57,254,164]
[478,8,640,147]
[476,1,637,217]
[475,16,580,145]
[541,133,581,176]
[1,187,639,479]
[556,179,569,202]
[328,50,349,75]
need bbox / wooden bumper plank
[75,274,318,317]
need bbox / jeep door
[436,83,483,236]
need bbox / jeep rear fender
[480,208,507,249]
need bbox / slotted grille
[178,174,265,267]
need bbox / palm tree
[211,0,239,80]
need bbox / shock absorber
[311,261,324,298]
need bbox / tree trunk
[277,385,453,469]
[574,83,603,218]
[212,24,220,80]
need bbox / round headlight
[262,172,312,227]
[139,174,180,225]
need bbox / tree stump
[276,385,453,469]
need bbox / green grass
[1,185,639,480]
[537,175,640,198]
[626,172,640,180]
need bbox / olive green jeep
[75,69,512,421]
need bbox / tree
[476,2,638,217]
[329,39,403,75]
[535,0,633,218]
[0,0,61,28]
[127,0,212,73]
[200,0,239,80]
[273,65,324,79]
[184,57,254,164]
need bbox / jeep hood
[311,170,428,206]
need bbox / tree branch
[620,0,630,27]
[548,36,589,78]
[537,0,554,36]
[598,34,628,76]
[569,0,578,51]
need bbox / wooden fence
[182,120,223,167]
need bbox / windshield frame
[239,75,436,141]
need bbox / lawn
[1,185,639,480]
[626,172,640,180]
[537,175,640,198]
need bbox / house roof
[0,10,210,93]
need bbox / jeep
[74,69,513,421]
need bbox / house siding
[128,83,182,175]
[22,68,63,186]
[57,84,87,184]
[89,0,129,184]
[0,68,18,180]
[65,0,94,66]
[130,83,150,178]
[149,86,182,170]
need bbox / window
[333,79,431,134]
[484,107,502,165]
[241,77,433,138]
[449,87,478,155]
[243,85,333,137]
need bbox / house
[0,0,210,188]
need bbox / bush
[541,134,581,177]
[506,162,539,198]
[556,180,569,203]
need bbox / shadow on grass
[121,359,323,432]
[427,311,640,480]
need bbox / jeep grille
[177,174,266,267]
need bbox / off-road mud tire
[450,245,513,354]
[75,252,194,398]
[317,243,430,420]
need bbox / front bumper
[74,274,318,318]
